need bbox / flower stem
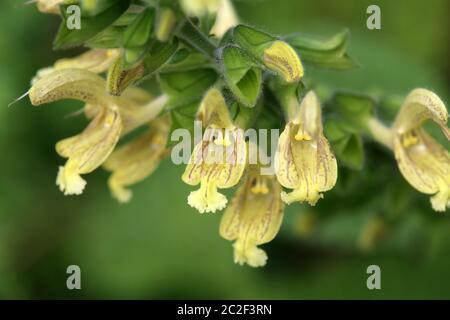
[281,95,299,122]
[177,19,217,59]
[366,117,393,150]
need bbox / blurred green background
[1,0,449,299]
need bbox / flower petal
[56,107,122,195]
[197,88,234,129]
[394,129,450,210]
[394,88,449,137]
[219,167,284,267]
[263,40,304,83]
[104,114,171,203]
[29,68,110,107]
[275,91,337,205]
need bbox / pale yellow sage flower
[220,165,284,267]
[182,88,247,213]
[103,114,171,203]
[263,40,304,83]
[275,91,338,205]
[29,69,123,195]
[56,106,122,195]
[393,88,450,212]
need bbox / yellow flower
[56,107,122,195]
[219,165,284,267]
[103,114,171,203]
[263,40,304,83]
[182,89,247,213]
[29,69,123,195]
[29,68,111,108]
[180,0,220,17]
[35,0,64,14]
[32,49,120,85]
[29,69,167,195]
[210,0,239,38]
[392,88,450,212]
[275,91,338,205]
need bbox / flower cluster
[23,0,450,267]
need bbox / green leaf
[159,68,218,98]
[220,45,262,108]
[124,47,148,66]
[219,28,235,47]
[167,100,201,145]
[54,0,130,49]
[123,7,154,48]
[106,39,179,95]
[139,39,179,81]
[176,19,216,58]
[330,92,376,130]
[86,25,127,48]
[161,49,213,73]
[285,29,358,70]
[232,101,263,129]
[81,0,117,16]
[325,121,365,170]
[199,12,217,36]
[232,25,275,58]
[86,11,138,48]
[267,77,306,120]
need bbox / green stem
[234,102,262,129]
[177,19,217,59]
[280,95,299,122]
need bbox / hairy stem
[177,19,217,59]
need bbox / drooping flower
[182,88,247,213]
[219,164,284,267]
[55,106,122,195]
[275,91,338,205]
[263,40,304,83]
[28,68,166,195]
[29,68,111,108]
[103,114,171,203]
[392,88,450,212]
[29,69,122,194]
